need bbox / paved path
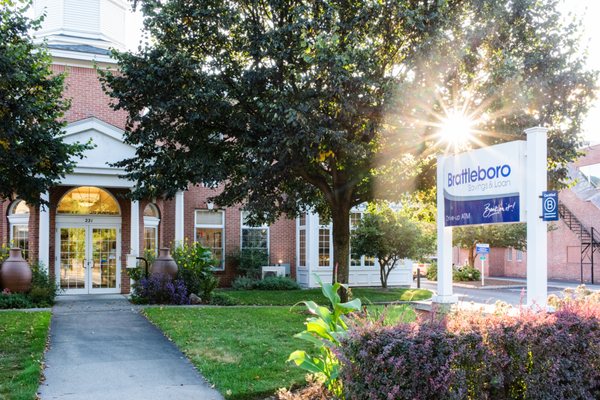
[39,295,222,400]
[419,277,600,306]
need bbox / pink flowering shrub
[339,299,600,400]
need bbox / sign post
[525,127,549,307]
[476,244,490,286]
[435,127,550,308]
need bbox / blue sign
[445,194,520,226]
[442,141,526,227]
[476,244,490,254]
[542,191,559,221]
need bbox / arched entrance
[55,186,122,294]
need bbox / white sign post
[525,127,548,307]
[434,127,549,308]
[476,244,490,286]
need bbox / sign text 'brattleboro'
[443,141,526,227]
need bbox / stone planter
[0,248,32,293]
[151,248,178,278]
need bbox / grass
[0,311,51,400]
[144,304,418,399]
[217,287,432,306]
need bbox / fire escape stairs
[557,202,598,284]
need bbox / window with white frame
[143,203,160,254]
[298,214,306,267]
[241,211,269,253]
[195,210,225,270]
[318,215,331,267]
[506,248,513,261]
[8,200,29,260]
[516,249,523,262]
[349,211,376,268]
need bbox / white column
[525,126,548,308]
[433,155,458,304]
[174,191,185,244]
[38,192,50,268]
[306,212,321,287]
[130,200,140,257]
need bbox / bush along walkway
[38,295,222,400]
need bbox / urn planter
[151,248,178,278]
[0,248,32,293]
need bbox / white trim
[194,209,225,271]
[63,117,126,141]
[130,200,140,257]
[174,191,185,244]
[39,192,50,267]
[55,222,122,294]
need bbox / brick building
[1,0,412,295]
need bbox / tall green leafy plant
[172,241,219,301]
[288,278,361,398]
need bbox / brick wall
[51,64,128,129]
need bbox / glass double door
[58,224,120,294]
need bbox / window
[298,214,306,267]
[57,186,120,215]
[506,248,513,261]
[195,210,224,270]
[349,211,376,268]
[516,250,523,262]
[350,212,361,266]
[8,200,29,260]
[318,216,331,267]
[299,229,306,267]
[241,211,269,250]
[143,204,160,254]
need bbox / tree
[352,203,431,288]
[102,0,596,300]
[0,1,88,206]
[453,223,526,267]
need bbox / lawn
[218,287,432,306]
[0,311,51,400]
[144,304,417,399]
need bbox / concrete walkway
[39,295,223,400]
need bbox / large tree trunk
[331,202,351,302]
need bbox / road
[419,281,566,306]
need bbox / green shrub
[254,276,301,290]
[27,263,60,307]
[0,292,34,309]
[208,292,240,306]
[231,276,257,290]
[230,248,269,279]
[172,241,220,301]
[426,263,437,281]
[453,265,481,281]
[231,276,301,290]
[425,264,481,282]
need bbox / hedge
[339,299,600,400]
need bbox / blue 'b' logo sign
[542,191,558,221]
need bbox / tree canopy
[0,0,88,206]
[102,0,597,294]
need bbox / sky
[124,0,600,145]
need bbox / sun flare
[438,111,475,151]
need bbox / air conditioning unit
[261,266,285,279]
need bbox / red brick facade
[0,62,297,293]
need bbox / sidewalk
[486,276,600,291]
[39,295,223,400]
